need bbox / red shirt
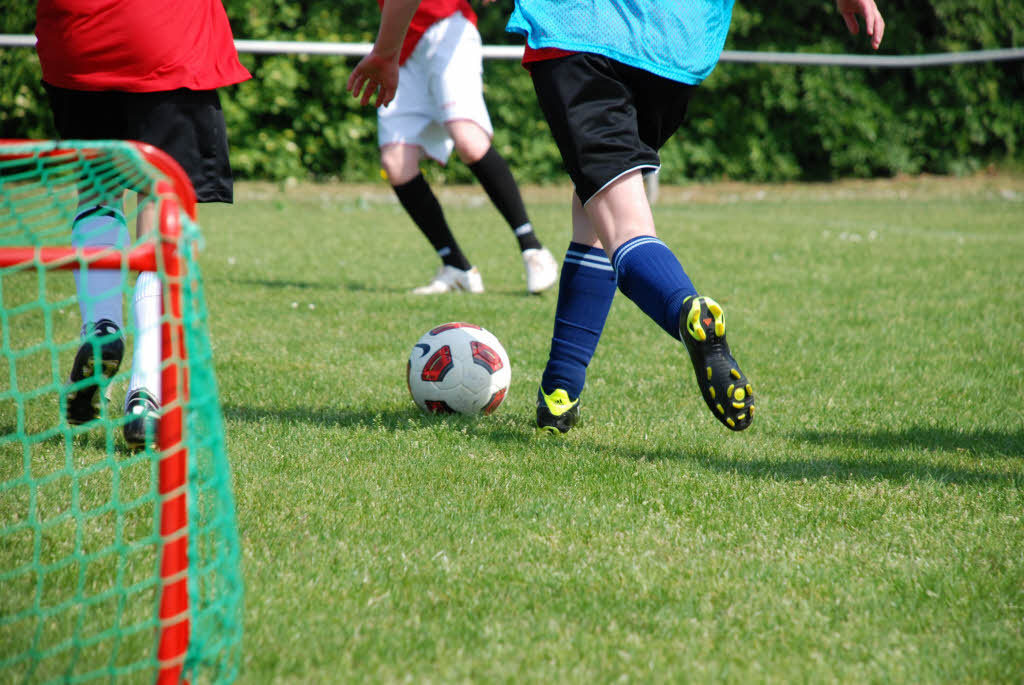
[35,0,251,92]
[378,0,477,65]
[522,46,575,66]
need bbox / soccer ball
[407,322,511,415]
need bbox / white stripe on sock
[563,254,615,271]
[612,236,664,272]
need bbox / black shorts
[43,83,235,203]
[529,53,696,204]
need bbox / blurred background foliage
[2,0,1021,184]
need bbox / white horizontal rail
[2,34,1022,67]
[719,47,1024,67]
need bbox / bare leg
[379,142,424,185]
[446,119,492,165]
[579,170,655,255]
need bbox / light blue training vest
[507,0,735,85]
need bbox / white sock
[127,271,162,405]
[72,206,128,328]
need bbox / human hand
[346,51,399,108]
[836,0,885,50]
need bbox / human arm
[346,0,421,108]
[836,0,885,50]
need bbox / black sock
[392,174,471,270]
[468,146,542,252]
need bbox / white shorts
[377,13,494,165]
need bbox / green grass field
[5,174,1024,682]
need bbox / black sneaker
[123,388,160,450]
[536,386,580,435]
[680,296,754,431]
[64,319,124,425]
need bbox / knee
[449,122,492,165]
[380,146,420,186]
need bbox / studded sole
[680,296,755,432]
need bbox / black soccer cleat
[64,319,125,425]
[536,386,581,435]
[680,296,754,431]
[123,388,160,451]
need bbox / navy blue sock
[541,243,617,399]
[612,236,697,341]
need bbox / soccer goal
[0,140,242,684]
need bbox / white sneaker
[522,247,558,294]
[411,265,485,295]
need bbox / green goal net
[0,140,243,684]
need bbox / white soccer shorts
[377,13,494,164]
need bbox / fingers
[347,72,365,98]
[838,0,885,49]
[347,65,383,108]
[866,8,885,49]
[375,85,396,109]
[360,81,377,107]
[347,57,371,99]
[841,11,859,35]
[351,79,375,107]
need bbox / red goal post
[0,139,242,685]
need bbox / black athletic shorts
[43,83,235,203]
[529,53,696,204]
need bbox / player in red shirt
[348,0,558,296]
[35,0,251,448]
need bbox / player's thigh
[379,143,425,185]
[431,16,493,137]
[42,84,147,207]
[631,70,696,152]
[444,120,491,164]
[379,59,454,164]
[43,84,133,140]
[529,53,656,205]
[127,89,235,203]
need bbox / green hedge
[2,1,1021,183]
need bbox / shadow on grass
[217,277,340,291]
[598,424,1022,486]
[793,425,1023,459]
[0,420,138,459]
[218,277,538,298]
[218,405,1022,486]
[689,452,1019,486]
[220,403,534,443]
[334,281,540,298]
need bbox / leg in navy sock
[541,242,617,399]
[612,236,697,340]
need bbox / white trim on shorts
[583,164,660,206]
[377,13,494,165]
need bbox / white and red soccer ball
[407,322,511,415]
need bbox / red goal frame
[0,140,198,685]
